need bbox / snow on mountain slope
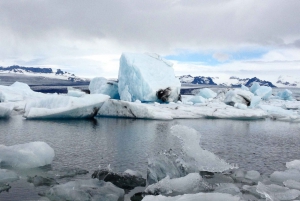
[0,65,88,82]
[276,75,300,87]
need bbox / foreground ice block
[45,179,124,201]
[0,169,19,183]
[89,77,120,99]
[24,94,110,119]
[0,141,55,169]
[142,192,241,201]
[171,125,235,172]
[145,173,211,196]
[118,53,181,102]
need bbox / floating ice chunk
[0,82,45,102]
[0,169,19,183]
[124,169,143,178]
[145,173,211,196]
[214,183,241,196]
[142,192,241,201]
[234,103,247,110]
[241,84,249,91]
[250,82,261,93]
[224,89,253,106]
[27,175,58,187]
[118,53,181,102]
[0,103,14,118]
[120,85,132,102]
[286,160,300,170]
[45,179,124,201]
[245,170,261,182]
[270,169,300,183]
[89,77,120,99]
[0,141,55,169]
[254,86,272,100]
[147,152,187,185]
[256,182,300,201]
[259,105,300,122]
[171,125,236,172]
[194,88,217,99]
[284,180,300,190]
[188,96,207,104]
[277,89,293,101]
[67,87,86,97]
[242,185,264,199]
[24,94,109,119]
[249,96,261,108]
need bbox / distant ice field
[0,115,300,200]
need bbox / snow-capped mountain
[276,75,300,87]
[0,65,88,82]
[178,75,277,87]
[178,75,218,85]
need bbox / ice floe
[24,94,109,119]
[44,179,124,201]
[0,102,14,118]
[0,169,19,183]
[0,141,54,169]
[89,77,119,99]
[118,53,181,102]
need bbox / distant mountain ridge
[0,65,87,82]
[178,75,278,87]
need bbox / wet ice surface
[0,116,300,200]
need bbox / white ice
[277,89,293,101]
[171,125,236,172]
[259,105,300,122]
[89,77,119,99]
[118,53,181,102]
[250,82,261,93]
[286,160,300,170]
[0,169,19,183]
[67,87,86,97]
[241,84,249,91]
[24,94,109,119]
[187,95,207,104]
[0,102,14,118]
[45,179,124,201]
[145,173,210,196]
[194,88,217,99]
[123,169,143,178]
[0,141,55,169]
[256,182,300,201]
[224,89,253,106]
[284,180,300,190]
[98,99,267,120]
[141,192,241,201]
[254,86,272,100]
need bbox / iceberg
[241,84,249,91]
[89,77,120,99]
[0,141,54,169]
[98,99,267,120]
[194,88,217,99]
[250,82,261,93]
[277,89,293,101]
[259,105,300,122]
[24,94,110,119]
[224,89,253,107]
[118,53,181,102]
[142,192,241,201]
[254,86,272,100]
[145,173,212,196]
[171,125,236,172]
[45,179,124,201]
[67,87,86,97]
[249,96,261,108]
[187,95,207,104]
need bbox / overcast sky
[0,0,299,81]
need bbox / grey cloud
[1,0,300,51]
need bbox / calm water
[1,115,300,200]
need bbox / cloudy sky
[0,0,299,81]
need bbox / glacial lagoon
[1,114,300,200]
